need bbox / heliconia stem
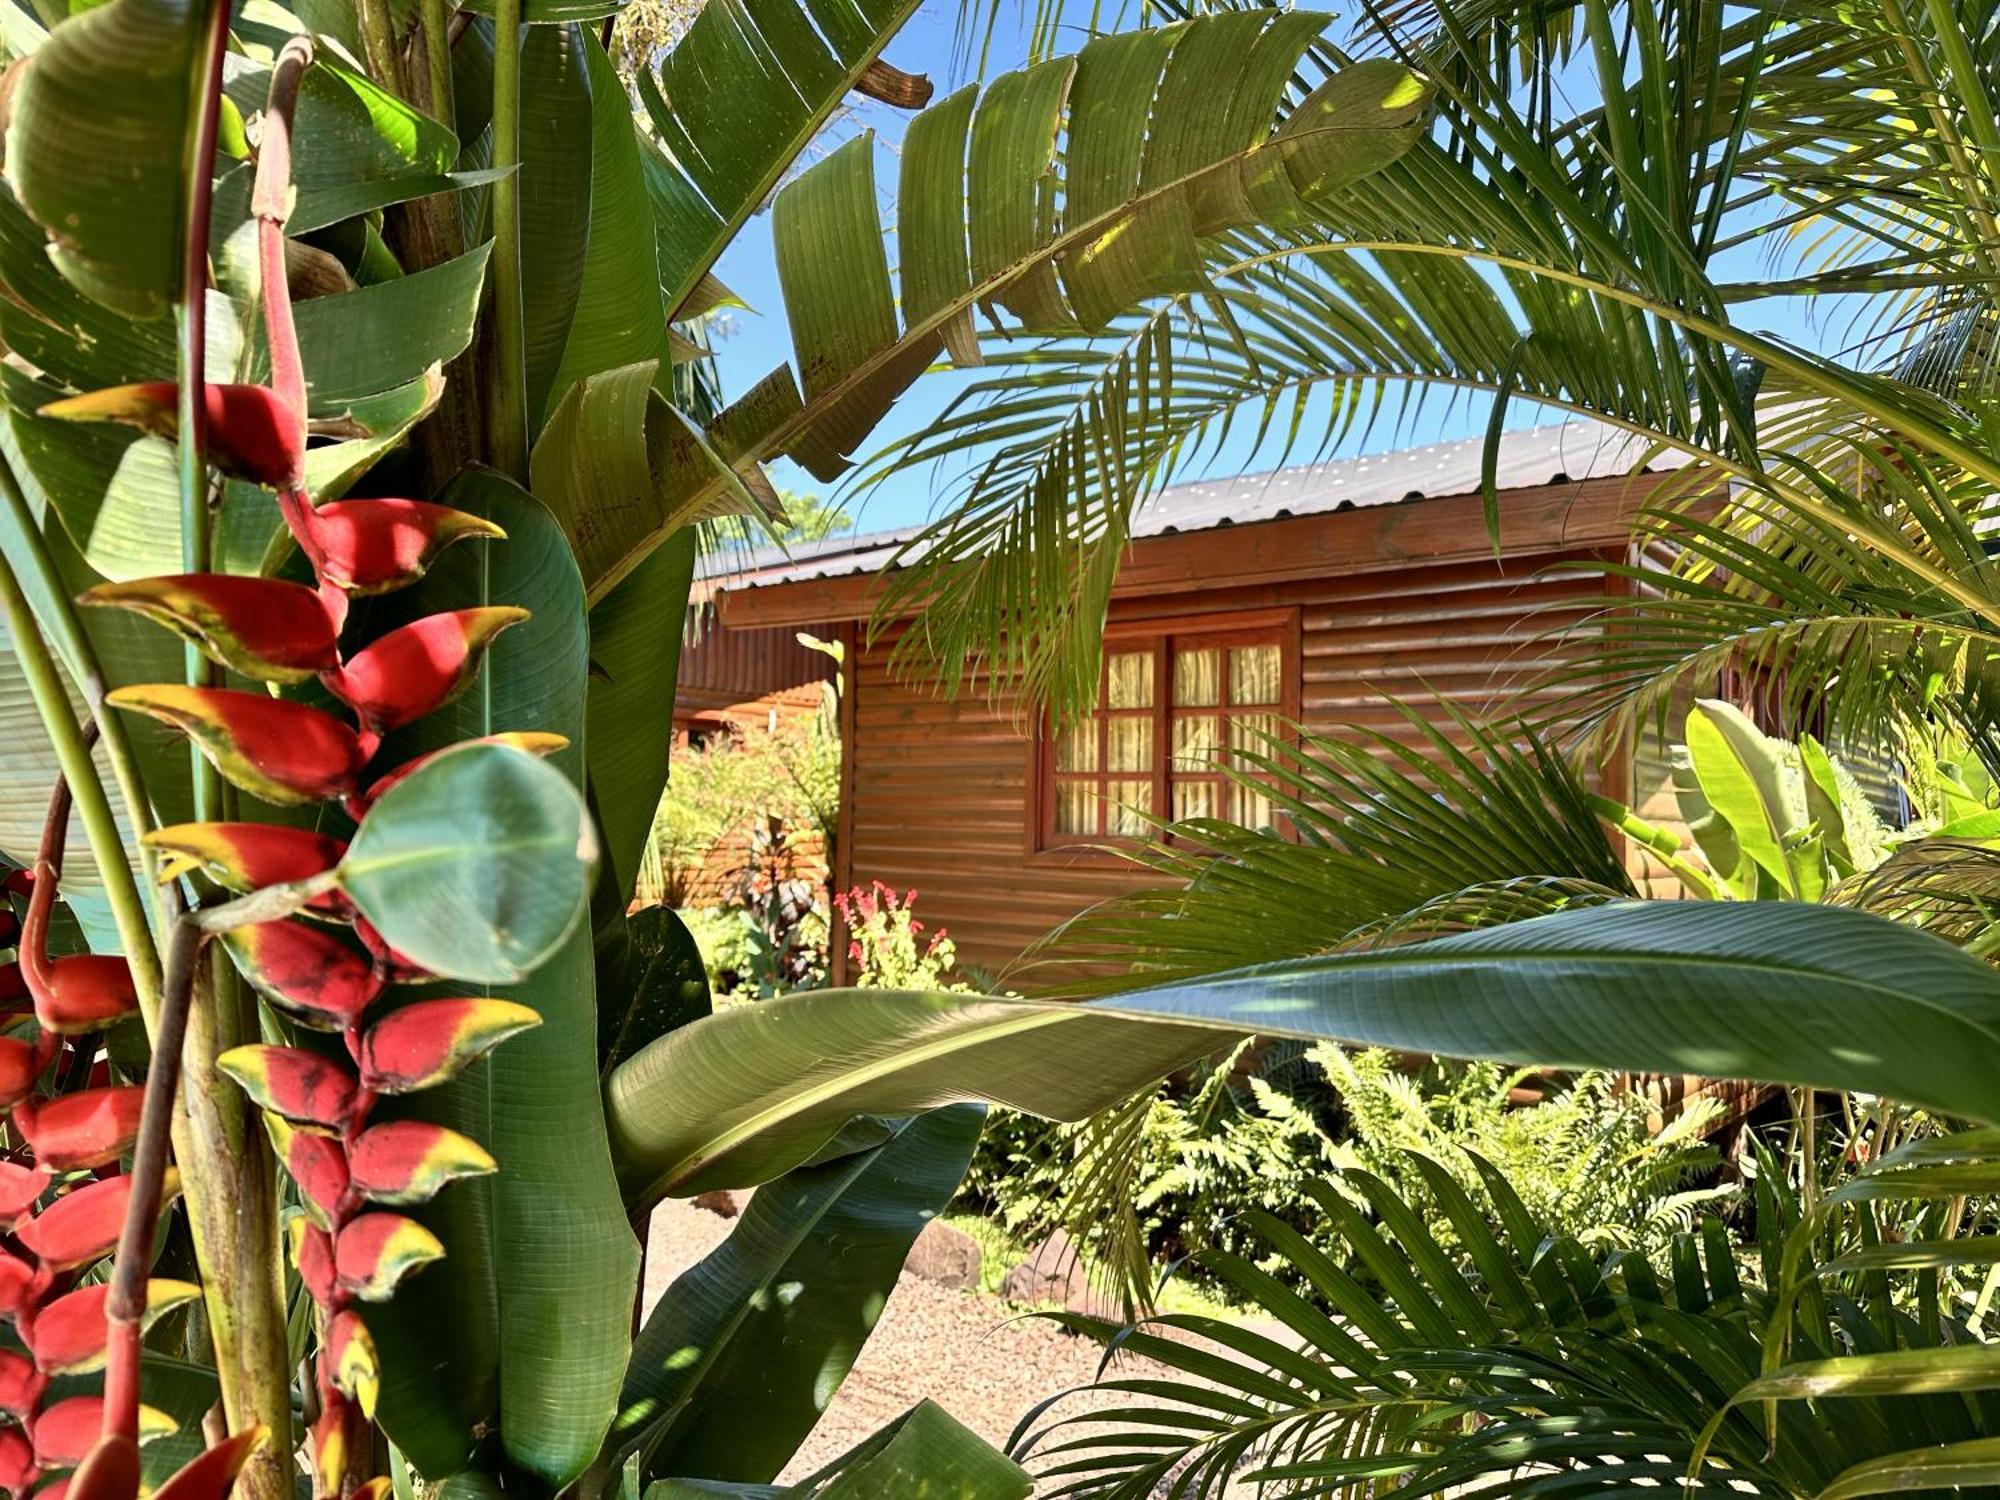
[100,916,202,1448]
[251,37,314,441]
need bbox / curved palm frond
[1014,1137,2000,1499]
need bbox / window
[1039,613,1296,848]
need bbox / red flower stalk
[62,33,548,1499]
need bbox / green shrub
[961,1045,1735,1304]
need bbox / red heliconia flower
[286,496,504,597]
[345,1121,494,1205]
[38,383,304,489]
[27,953,139,1037]
[27,1281,200,1375]
[0,1037,42,1110]
[360,731,568,805]
[0,1349,42,1417]
[0,1163,50,1232]
[214,1046,354,1130]
[352,918,429,985]
[356,999,539,1095]
[106,686,369,805]
[78,575,338,684]
[0,1248,39,1317]
[290,1220,336,1305]
[31,1395,174,1468]
[322,607,528,735]
[219,921,380,1030]
[0,1423,32,1491]
[12,1087,146,1171]
[265,1119,348,1227]
[143,824,348,911]
[15,1171,178,1273]
[332,1213,442,1302]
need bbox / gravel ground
[642,1197,1196,1489]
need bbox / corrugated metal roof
[703,417,1675,591]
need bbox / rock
[691,1189,739,1218]
[998,1229,1123,1321]
[904,1218,982,1289]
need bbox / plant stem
[102,913,202,1443]
[179,0,230,824]
[0,551,161,1022]
[486,0,529,479]
[174,17,298,1497]
[419,0,455,143]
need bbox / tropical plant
[1010,1131,2000,1498]
[0,0,1453,1495]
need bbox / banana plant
[0,0,1436,1496]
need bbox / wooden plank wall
[841,545,1631,981]
[677,622,832,717]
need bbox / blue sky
[703,2,1855,537]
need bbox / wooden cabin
[699,420,1700,983]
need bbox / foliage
[637,693,837,910]
[965,1043,1730,1306]
[1012,1133,2000,1499]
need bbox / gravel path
[641,1197,1194,1488]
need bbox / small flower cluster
[34,38,542,1500]
[0,853,200,1500]
[832,883,961,989]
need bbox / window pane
[1173,648,1220,706]
[1054,718,1098,772]
[1107,716,1152,772]
[1106,651,1154,708]
[1172,714,1221,771]
[1173,781,1221,821]
[1229,644,1281,705]
[1106,780,1153,836]
[1228,712,1281,759]
[1054,782,1095,835]
[1230,781,1275,831]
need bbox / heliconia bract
[12,1088,146,1171]
[214,1048,355,1131]
[77,576,337,684]
[38,383,304,488]
[345,1121,495,1205]
[143,824,348,910]
[322,607,528,735]
[106,686,369,805]
[285,497,503,596]
[27,1281,201,1376]
[356,999,540,1094]
[219,922,380,1031]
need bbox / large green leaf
[541,28,667,429]
[341,741,596,984]
[607,1107,981,1488]
[606,902,2000,1202]
[517,22,596,428]
[582,523,697,905]
[293,246,491,413]
[645,1400,1030,1500]
[222,51,497,233]
[580,18,1429,599]
[597,904,709,1079]
[534,361,775,603]
[639,0,925,318]
[4,0,201,316]
[363,471,637,1489]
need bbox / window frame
[1031,607,1301,855]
